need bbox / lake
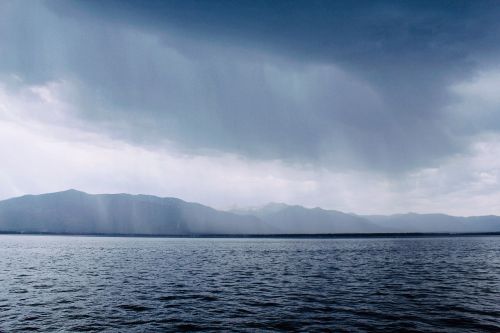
[0,235,499,332]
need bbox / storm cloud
[1,0,500,214]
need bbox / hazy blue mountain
[363,213,500,233]
[234,203,385,233]
[0,190,272,235]
[1,190,499,235]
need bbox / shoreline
[1,231,499,239]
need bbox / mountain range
[0,190,499,235]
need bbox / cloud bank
[1,0,500,215]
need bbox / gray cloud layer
[2,0,500,172]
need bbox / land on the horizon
[1,189,499,236]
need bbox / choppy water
[0,235,499,332]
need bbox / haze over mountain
[0,190,271,235]
[233,203,383,234]
[365,213,500,233]
[0,190,499,235]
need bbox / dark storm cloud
[2,0,500,171]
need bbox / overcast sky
[1,0,500,215]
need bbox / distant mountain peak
[62,189,86,194]
[261,202,292,211]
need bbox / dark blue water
[0,235,499,332]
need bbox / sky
[1,0,500,216]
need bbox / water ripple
[0,235,499,332]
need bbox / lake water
[0,235,499,332]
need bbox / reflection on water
[0,235,499,332]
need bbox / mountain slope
[0,190,271,235]
[364,213,500,233]
[236,203,385,233]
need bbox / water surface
[0,235,499,332]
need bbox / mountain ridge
[0,190,499,235]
